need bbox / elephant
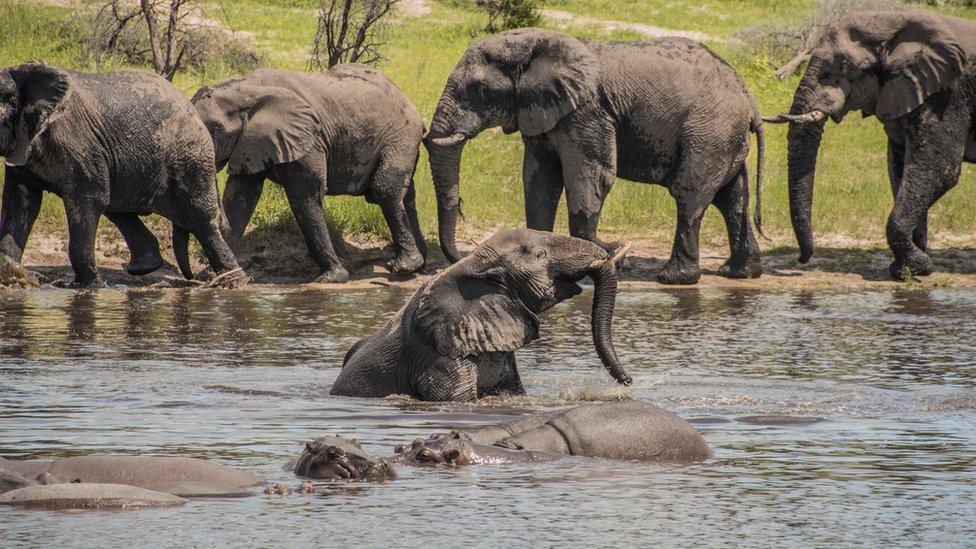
[292,401,711,481]
[0,62,244,287]
[425,28,766,285]
[0,455,262,497]
[765,10,976,279]
[191,65,427,283]
[328,228,632,402]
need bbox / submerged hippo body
[293,401,711,481]
[0,483,188,510]
[0,455,262,497]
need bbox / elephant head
[293,436,396,482]
[413,229,632,385]
[765,11,968,263]
[0,62,70,166]
[424,29,600,262]
[191,79,319,175]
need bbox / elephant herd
[0,10,974,287]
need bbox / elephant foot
[205,267,249,289]
[657,260,701,285]
[385,251,424,276]
[315,265,350,284]
[125,251,164,276]
[718,256,763,279]
[889,251,932,281]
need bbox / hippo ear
[414,269,540,358]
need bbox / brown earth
[6,222,976,291]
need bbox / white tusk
[426,133,466,147]
[589,243,632,269]
[761,111,827,125]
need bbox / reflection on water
[1,287,975,546]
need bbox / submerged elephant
[766,10,976,279]
[292,401,711,481]
[192,65,427,283]
[0,62,244,287]
[0,455,262,497]
[329,228,632,402]
[426,28,765,285]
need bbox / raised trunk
[786,119,825,264]
[425,140,465,263]
[588,261,632,385]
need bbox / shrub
[308,0,399,69]
[476,0,544,33]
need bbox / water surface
[1,286,974,546]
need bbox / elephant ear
[6,62,70,166]
[414,268,540,358]
[876,13,967,121]
[228,86,319,176]
[515,32,600,136]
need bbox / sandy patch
[543,9,727,43]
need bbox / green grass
[1,0,974,251]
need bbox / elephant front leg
[886,119,966,280]
[417,357,479,402]
[104,213,163,276]
[658,196,707,285]
[222,173,265,251]
[0,168,43,263]
[522,138,564,232]
[63,199,104,288]
[712,167,762,279]
[562,158,615,248]
[887,140,928,252]
[476,352,525,397]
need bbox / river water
[0,286,973,546]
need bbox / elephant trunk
[425,138,466,264]
[786,120,824,264]
[172,224,193,279]
[588,251,632,386]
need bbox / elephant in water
[292,401,711,482]
[329,228,632,402]
[192,65,427,283]
[0,454,262,509]
[765,10,976,279]
[0,62,244,287]
[425,28,765,285]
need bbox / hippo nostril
[443,449,462,463]
[411,438,424,449]
[394,444,406,454]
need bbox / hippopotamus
[293,401,711,481]
[0,455,262,509]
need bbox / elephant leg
[63,199,104,287]
[659,196,707,285]
[170,170,241,278]
[104,213,163,276]
[373,162,425,275]
[712,167,762,279]
[403,181,428,262]
[221,173,265,251]
[281,179,349,283]
[476,352,525,397]
[522,138,563,231]
[417,357,478,402]
[0,168,42,262]
[887,140,927,252]
[886,120,966,279]
[562,159,615,246]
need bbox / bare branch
[308,0,399,70]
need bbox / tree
[308,0,399,70]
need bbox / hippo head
[393,433,477,466]
[293,436,396,482]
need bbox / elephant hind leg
[712,167,762,279]
[167,169,241,279]
[372,157,425,275]
[105,213,163,276]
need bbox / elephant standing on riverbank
[425,28,766,285]
[330,229,632,401]
[0,63,243,287]
[192,65,427,283]
[766,10,976,279]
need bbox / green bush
[476,0,544,33]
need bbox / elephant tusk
[589,243,632,270]
[426,133,467,147]
[761,111,827,125]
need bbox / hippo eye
[536,248,547,260]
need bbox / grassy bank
[0,0,974,254]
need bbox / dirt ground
[6,223,976,291]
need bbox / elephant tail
[751,119,768,240]
[172,224,193,280]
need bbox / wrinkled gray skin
[426,28,765,285]
[0,483,188,510]
[0,455,262,497]
[192,65,426,283]
[292,401,711,481]
[768,10,976,279]
[329,228,631,402]
[0,62,242,287]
